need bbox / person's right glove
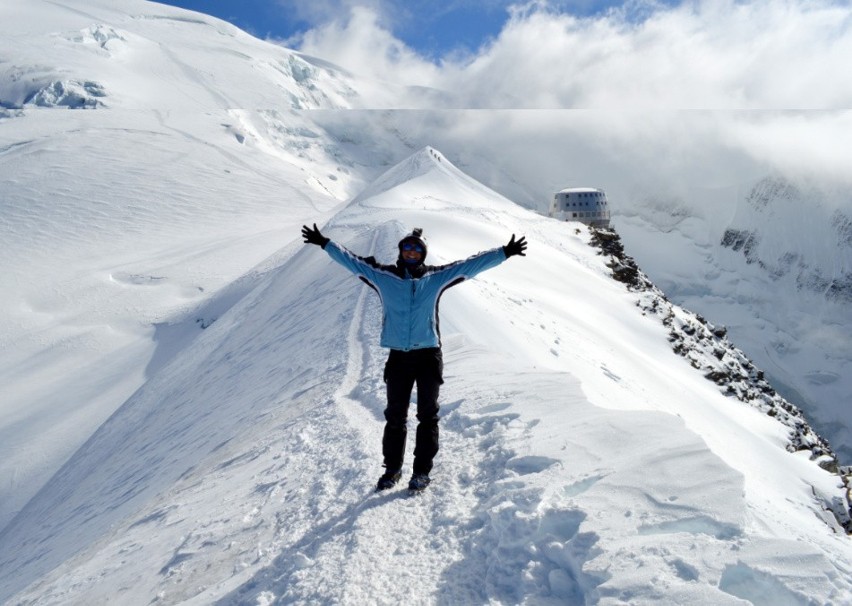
[302,223,330,248]
[503,234,527,258]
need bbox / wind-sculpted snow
[2,149,851,605]
[0,102,357,530]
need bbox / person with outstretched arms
[302,224,527,492]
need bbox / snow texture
[1,1,851,605]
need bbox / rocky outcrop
[590,226,852,533]
[720,228,761,265]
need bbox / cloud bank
[284,0,852,207]
[289,0,852,110]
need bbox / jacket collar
[396,258,427,278]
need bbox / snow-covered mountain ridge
[711,175,852,462]
[2,146,852,605]
[0,0,391,111]
[5,2,851,479]
[1,0,415,534]
[2,1,852,603]
[720,177,852,304]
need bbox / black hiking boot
[408,473,431,492]
[376,469,401,491]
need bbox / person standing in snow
[301,224,527,492]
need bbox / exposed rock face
[721,177,852,303]
[720,228,760,264]
[745,176,801,210]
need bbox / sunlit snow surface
[2,143,851,603]
[1,1,851,604]
[0,0,383,531]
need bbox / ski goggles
[402,242,424,253]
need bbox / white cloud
[457,0,852,109]
[722,111,852,189]
[287,0,852,110]
[277,0,386,27]
[289,6,444,93]
[290,1,852,210]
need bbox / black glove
[503,234,527,258]
[302,223,329,248]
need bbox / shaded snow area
[2,148,850,605]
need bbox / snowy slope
[1,148,850,605]
[0,0,414,531]
[1,1,851,604]
[0,108,345,532]
[0,0,397,111]
[617,177,852,462]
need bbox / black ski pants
[382,347,443,476]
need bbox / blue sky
[153,0,667,58]
[148,0,851,113]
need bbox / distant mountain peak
[353,146,452,199]
[349,146,516,214]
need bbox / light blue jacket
[325,241,507,351]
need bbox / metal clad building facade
[549,187,611,227]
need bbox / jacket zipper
[407,277,415,349]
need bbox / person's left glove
[503,234,527,257]
[302,223,330,248]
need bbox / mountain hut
[549,187,611,227]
